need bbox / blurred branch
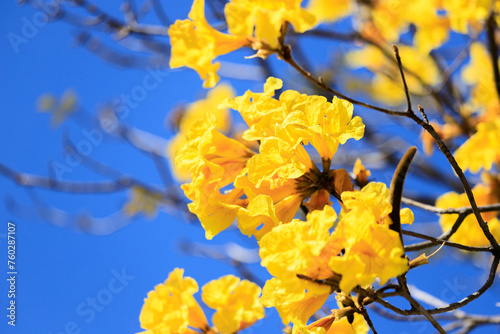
[0,161,130,193]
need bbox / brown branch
[281,42,500,252]
[0,161,131,193]
[389,146,417,243]
[402,197,500,215]
[392,45,413,113]
[402,229,491,252]
[405,213,468,252]
[278,45,408,117]
[407,112,500,253]
[486,13,500,101]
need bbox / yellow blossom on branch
[168,84,235,181]
[138,268,209,334]
[306,0,351,24]
[175,112,254,239]
[259,206,341,326]
[201,275,264,333]
[169,0,317,88]
[139,270,264,334]
[330,183,410,293]
[225,0,316,48]
[168,0,250,88]
[223,77,365,160]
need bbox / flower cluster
[149,76,414,332]
[169,0,316,87]
[139,268,264,334]
[174,77,364,240]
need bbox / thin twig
[392,45,413,113]
[402,229,491,252]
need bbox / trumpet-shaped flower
[176,112,254,239]
[169,0,250,88]
[246,136,312,189]
[330,210,408,293]
[139,268,208,334]
[201,275,264,333]
[261,277,331,327]
[260,206,341,325]
[234,170,308,231]
[296,303,369,334]
[329,183,410,293]
[225,0,316,48]
[224,77,364,160]
[168,84,235,181]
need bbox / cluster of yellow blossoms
[139,268,264,334]
[168,0,497,91]
[137,75,417,332]
[137,0,500,332]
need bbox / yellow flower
[353,158,371,188]
[461,42,499,113]
[329,210,408,293]
[246,136,312,189]
[224,77,364,160]
[329,183,410,293]
[260,206,341,325]
[261,277,331,327]
[123,186,163,218]
[297,303,369,334]
[260,206,338,280]
[236,194,280,239]
[222,77,285,142]
[436,183,500,247]
[168,84,235,181]
[442,0,491,34]
[201,275,264,333]
[454,118,500,173]
[279,92,364,160]
[168,0,250,88]
[234,170,308,229]
[225,0,316,48]
[306,0,351,24]
[176,112,254,239]
[408,0,450,53]
[139,268,208,334]
[37,89,78,127]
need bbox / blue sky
[1,1,500,334]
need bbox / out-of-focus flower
[454,118,500,173]
[37,89,78,127]
[436,181,500,247]
[123,186,163,218]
